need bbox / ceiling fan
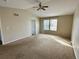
[33,2,48,11]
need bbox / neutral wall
[39,15,73,39]
[72,5,79,59]
[0,7,39,44]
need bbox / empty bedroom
[0,0,79,59]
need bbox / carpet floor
[0,34,75,59]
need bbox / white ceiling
[0,0,50,9]
[0,0,79,17]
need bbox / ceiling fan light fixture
[33,1,48,11]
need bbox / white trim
[3,34,32,45]
[72,44,78,59]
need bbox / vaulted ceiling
[0,0,79,17]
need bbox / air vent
[3,0,8,2]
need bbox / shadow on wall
[0,31,2,44]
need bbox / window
[44,20,49,30]
[43,19,57,31]
[50,19,57,31]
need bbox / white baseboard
[2,34,32,45]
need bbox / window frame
[43,18,58,31]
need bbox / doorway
[0,17,2,45]
[32,20,36,35]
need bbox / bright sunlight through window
[44,19,57,31]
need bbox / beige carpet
[0,34,75,59]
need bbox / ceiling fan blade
[43,6,48,8]
[39,2,42,7]
[42,8,46,10]
[37,8,40,11]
